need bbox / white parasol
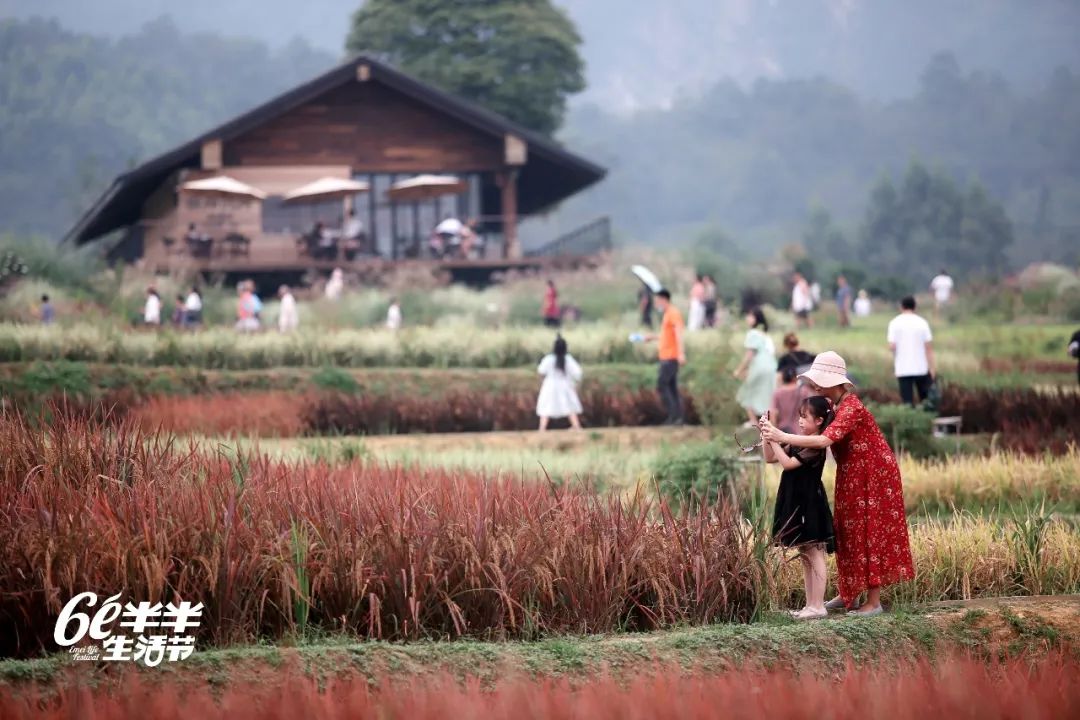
[387,174,468,202]
[179,176,266,200]
[283,177,370,203]
[631,264,664,293]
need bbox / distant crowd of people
[139,286,203,328]
[127,272,404,335]
[530,266,994,437]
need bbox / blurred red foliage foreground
[2,653,1077,720]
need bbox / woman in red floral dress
[760,351,914,615]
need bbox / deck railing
[525,217,612,258]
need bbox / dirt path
[2,596,1076,699]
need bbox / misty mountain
[0,17,335,236]
[4,1,1078,111]
[1,6,1078,268]
[554,52,1080,267]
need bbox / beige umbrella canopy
[387,174,468,202]
[179,176,267,200]
[283,177,370,203]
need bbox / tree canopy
[345,0,585,135]
[853,162,1013,282]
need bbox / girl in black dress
[763,395,836,620]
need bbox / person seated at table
[306,220,333,260]
[342,209,365,260]
[427,230,445,259]
[321,221,342,260]
[344,209,364,241]
[184,223,211,256]
[184,222,202,243]
[434,215,462,257]
[460,218,483,260]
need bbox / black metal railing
[525,216,612,257]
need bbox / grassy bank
[1,320,1073,372]
[2,597,1076,690]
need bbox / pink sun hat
[798,350,855,388]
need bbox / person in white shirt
[143,287,161,326]
[887,296,936,407]
[435,216,463,239]
[536,335,584,431]
[930,269,954,317]
[183,286,203,327]
[344,209,364,241]
[434,215,463,257]
[278,285,298,333]
[342,209,365,260]
[791,272,814,329]
[386,298,402,330]
[853,289,872,318]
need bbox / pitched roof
[66,54,605,244]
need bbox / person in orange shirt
[645,289,686,425]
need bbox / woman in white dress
[143,287,161,326]
[536,336,584,431]
[277,285,299,333]
[687,275,706,331]
[853,289,872,318]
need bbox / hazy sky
[3,0,1079,112]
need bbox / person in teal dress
[733,307,777,426]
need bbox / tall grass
[767,449,1080,516]
[0,406,757,659]
[894,450,1080,515]
[773,511,1080,606]
[0,323,669,368]
[3,654,1077,720]
[276,440,1080,517]
[2,407,1077,660]
[4,319,1050,372]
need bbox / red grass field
[126,387,702,437]
[2,653,1077,719]
[0,405,753,658]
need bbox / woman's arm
[768,441,804,471]
[760,419,833,449]
[733,348,754,378]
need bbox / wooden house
[66,55,606,277]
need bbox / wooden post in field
[497,170,520,259]
[500,134,527,260]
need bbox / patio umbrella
[387,174,468,202]
[179,176,266,200]
[631,265,664,293]
[283,177,370,203]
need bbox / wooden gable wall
[223,81,504,173]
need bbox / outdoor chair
[224,233,251,258]
[185,235,213,259]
